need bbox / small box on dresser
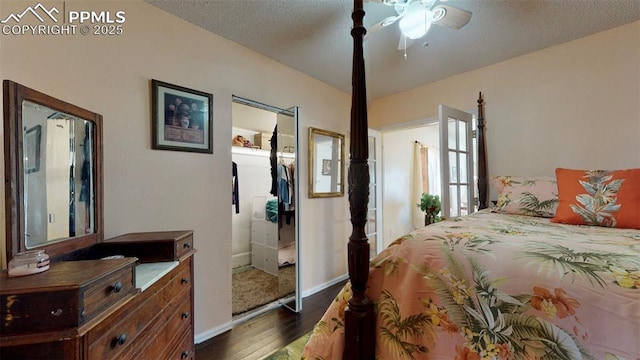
[100,230,195,262]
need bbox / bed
[302,1,640,359]
[304,210,640,359]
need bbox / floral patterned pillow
[491,176,559,217]
[552,168,640,229]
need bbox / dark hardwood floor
[195,280,346,360]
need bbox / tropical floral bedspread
[303,210,640,360]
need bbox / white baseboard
[194,298,289,344]
[232,252,251,269]
[301,273,349,298]
[195,273,349,345]
[194,322,233,344]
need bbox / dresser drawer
[164,259,192,295]
[101,230,195,262]
[175,233,194,259]
[1,290,79,334]
[127,296,192,360]
[82,265,135,321]
[170,329,195,360]
[87,260,192,360]
[0,258,137,335]
[0,336,74,359]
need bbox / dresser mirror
[3,80,103,262]
[2,81,197,360]
[308,127,345,198]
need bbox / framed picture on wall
[322,159,332,175]
[151,79,213,153]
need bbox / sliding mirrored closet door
[230,96,300,316]
[275,106,300,312]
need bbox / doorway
[381,121,441,245]
[438,105,475,219]
[380,105,476,247]
[367,129,384,257]
[230,97,300,319]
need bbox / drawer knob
[181,278,189,285]
[183,242,191,249]
[181,311,190,319]
[51,308,63,316]
[115,333,127,346]
[181,351,190,359]
[112,281,123,293]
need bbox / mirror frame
[308,127,345,198]
[3,80,104,261]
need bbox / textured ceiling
[146,0,640,100]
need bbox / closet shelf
[232,146,295,159]
[232,146,270,157]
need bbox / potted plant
[417,193,442,225]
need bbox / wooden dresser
[0,230,196,360]
[2,81,197,360]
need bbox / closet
[230,97,300,317]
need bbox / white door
[367,129,383,257]
[439,105,474,219]
[46,119,71,240]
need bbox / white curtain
[427,147,441,197]
[421,147,429,193]
[412,141,425,229]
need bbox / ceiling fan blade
[397,35,415,51]
[365,15,400,41]
[432,4,471,30]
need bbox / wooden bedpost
[343,0,375,359]
[477,92,488,210]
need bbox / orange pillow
[552,168,640,229]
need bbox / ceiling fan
[368,0,472,51]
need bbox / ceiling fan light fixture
[432,7,446,22]
[382,16,398,27]
[383,0,409,6]
[398,2,433,39]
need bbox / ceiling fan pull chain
[424,7,428,33]
[403,35,408,59]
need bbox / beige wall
[2,0,638,343]
[370,21,640,182]
[0,1,352,341]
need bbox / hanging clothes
[266,198,278,223]
[277,159,296,225]
[284,161,295,225]
[277,162,291,210]
[287,161,295,211]
[269,125,278,197]
[80,122,91,233]
[232,161,239,214]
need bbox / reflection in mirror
[22,101,95,248]
[230,97,300,314]
[4,80,103,262]
[308,127,345,198]
[276,107,300,312]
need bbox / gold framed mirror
[308,127,345,198]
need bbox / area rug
[262,332,311,360]
[232,265,295,315]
